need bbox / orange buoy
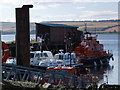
[2,42,9,63]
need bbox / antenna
[84,22,87,33]
[84,22,91,35]
[95,27,98,37]
[95,27,96,34]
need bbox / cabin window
[39,53,45,57]
[64,54,69,60]
[44,53,48,57]
[30,53,34,58]
[59,55,64,60]
[35,53,40,58]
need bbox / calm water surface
[97,34,118,84]
[1,34,36,42]
[1,34,118,84]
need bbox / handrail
[2,63,108,88]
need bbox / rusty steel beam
[16,5,33,67]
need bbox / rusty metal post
[16,5,33,67]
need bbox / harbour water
[1,34,118,84]
[1,34,36,42]
[89,34,118,85]
[97,34,118,84]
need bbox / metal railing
[2,63,108,88]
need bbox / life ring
[2,42,9,63]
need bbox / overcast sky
[0,0,119,22]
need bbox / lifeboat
[47,66,80,85]
[47,66,80,75]
[2,42,9,63]
[74,33,113,67]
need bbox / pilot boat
[6,51,58,67]
[74,32,113,67]
[54,50,83,67]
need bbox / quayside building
[7,23,83,57]
[35,23,83,53]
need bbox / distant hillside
[0,20,118,34]
[49,20,118,33]
[0,22,36,34]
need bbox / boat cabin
[47,66,80,76]
[54,52,76,66]
[54,52,76,60]
[30,51,54,59]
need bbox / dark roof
[84,32,91,34]
[36,23,78,28]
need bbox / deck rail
[2,63,107,88]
